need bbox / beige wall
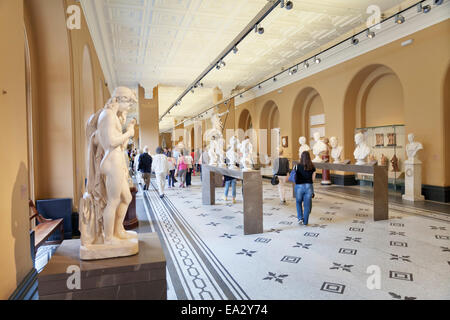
[139,85,160,154]
[0,0,33,299]
[233,20,450,188]
[25,0,110,209]
[0,0,110,298]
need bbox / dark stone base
[9,268,38,300]
[330,174,357,186]
[38,233,166,300]
[421,185,450,203]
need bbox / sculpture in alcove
[298,136,311,159]
[391,154,400,172]
[312,132,327,163]
[354,132,371,165]
[79,87,139,260]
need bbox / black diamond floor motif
[320,282,346,294]
[390,271,413,281]
[304,232,319,238]
[281,256,301,264]
[255,238,271,244]
[436,235,450,240]
[390,241,408,247]
[349,227,364,232]
[390,254,411,262]
[339,248,357,255]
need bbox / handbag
[271,175,280,186]
[288,165,297,184]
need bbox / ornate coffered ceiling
[81,0,406,132]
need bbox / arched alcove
[75,45,95,198]
[260,101,280,158]
[344,64,404,159]
[238,109,253,138]
[291,87,324,159]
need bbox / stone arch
[344,64,404,159]
[238,109,253,136]
[291,87,324,159]
[259,100,280,158]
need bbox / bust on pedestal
[330,136,343,164]
[402,133,425,201]
[240,137,254,171]
[298,136,310,158]
[312,132,327,163]
[353,132,370,165]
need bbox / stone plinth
[402,159,425,202]
[38,233,166,300]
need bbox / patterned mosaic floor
[140,175,450,300]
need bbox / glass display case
[355,124,405,191]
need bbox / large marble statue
[353,132,371,165]
[405,133,423,162]
[226,136,240,170]
[206,111,226,167]
[240,137,254,171]
[79,87,139,260]
[312,132,327,163]
[298,136,310,157]
[329,136,343,164]
[208,136,219,166]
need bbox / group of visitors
[135,144,316,226]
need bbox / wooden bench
[29,200,64,253]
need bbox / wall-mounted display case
[355,124,405,190]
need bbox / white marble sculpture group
[79,87,139,261]
[206,111,254,171]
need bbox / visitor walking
[153,147,169,198]
[167,157,176,188]
[175,150,188,188]
[138,146,153,191]
[273,148,290,205]
[185,151,194,186]
[294,151,316,226]
[223,175,237,204]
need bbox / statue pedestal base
[80,232,139,261]
[402,159,425,202]
[38,233,166,300]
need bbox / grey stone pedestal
[202,165,263,235]
[38,233,166,300]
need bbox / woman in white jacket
[153,147,169,198]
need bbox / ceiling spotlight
[351,36,359,45]
[367,29,376,39]
[423,4,431,13]
[315,56,321,64]
[200,83,204,88]
[258,85,262,89]
[191,88,195,94]
[219,60,226,68]
[216,64,221,70]
[240,94,243,98]
[273,77,277,82]
[255,24,264,35]
[285,1,293,10]
[233,46,238,54]
[289,67,298,75]
[434,0,443,5]
[395,14,405,24]
[304,61,310,69]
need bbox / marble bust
[298,136,310,158]
[79,86,139,260]
[312,132,327,162]
[208,136,219,166]
[226,136,240,170]
[329,136,343,164]
[353,132,371,165]
[405,133,423,163]
[240,138,254,171]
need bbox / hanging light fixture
[304,61,310,69]
[315,56,321,64]
[395,14,405,24]
[367,29,376,39]
[233,46,238,54]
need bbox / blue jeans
[295,184,314,225]
[224,180,237,198]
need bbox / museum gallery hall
[1,0,449,302]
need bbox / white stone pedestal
[402,159,425,202]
